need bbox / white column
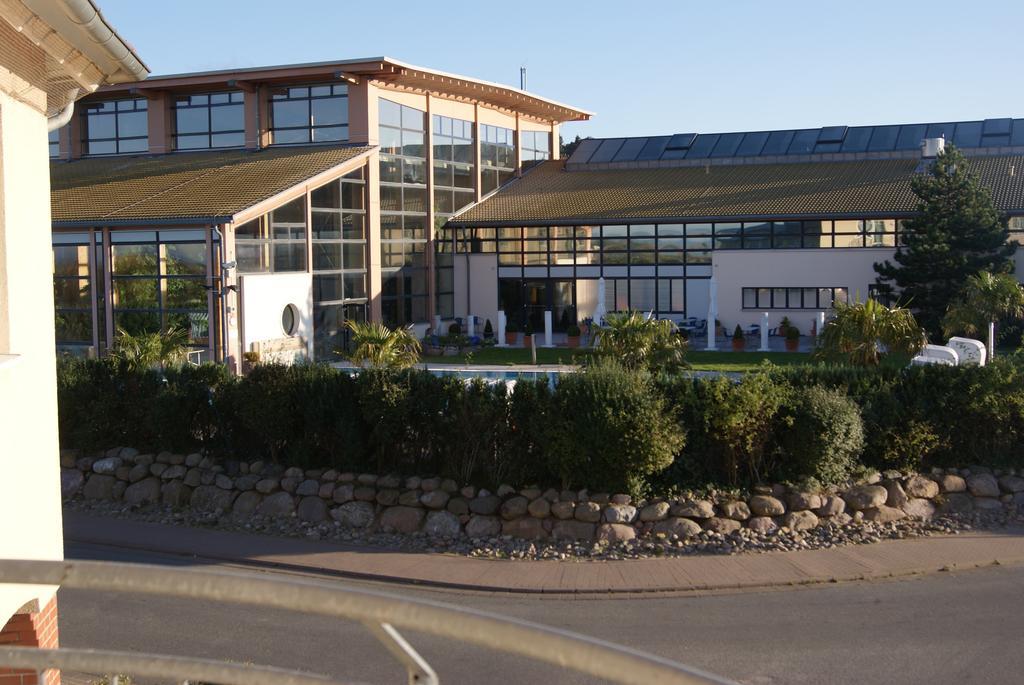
[467,314,475,338]
[759,312,770,351]
[543,310,553,347]
[705,277,718,351]
[988,321,996,360]
[497,310,507,347]
[817,311,826,336]
[433,315,442,333]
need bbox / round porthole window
[281,304,298,336]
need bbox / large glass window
[432,114,476,318]
[521,130,551,169]
[481,124,515,194]
[380,99,428,326]
[742,286,848,310]
[174,91,245,150]
[81,98,148,155]
[270,84,348,145]
[109,230,210,346]
[52,235,92,345]
[49,129,61,158]
[235,197,307,273]
[311,168,367,358]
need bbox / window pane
[272,100,307,129]
[743,288,756,308]
[165,278,207,309]
[311,98,346,126]
[112,245,158,274]
[113,278,158,307]
[176,108,207,135]
[117,111,147,138]
[313,243,342,270]
[273,243,306,272]
[165,243,206,275]
[210,104,243,132]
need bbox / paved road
[61,543,1024,685]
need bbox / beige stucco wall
[712,248,898,333]
[0,87,64,622]
[454,253,499,328]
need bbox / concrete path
[63,511,1024,594]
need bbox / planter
[567,335,580,348]
[505,331,519,345]
[523,335,534,349]
[731,338,745,352]
[785,338,800,352]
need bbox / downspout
[212,226,230,366]
[48,89,80,132]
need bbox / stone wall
[60,448,1024,544]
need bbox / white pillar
[817,311,826,336]
[497,310,507,347]
[543,310,553,347]
[705,277,718,351]
[433,315,442,333]
[988,321,996,360]
[759,312,770,351]
[467,314,475,338]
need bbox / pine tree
[874,145,1016,338]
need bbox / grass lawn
[422,346,812,371]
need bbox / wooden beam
[226,79,256,93]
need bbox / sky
[98,0,1024,142]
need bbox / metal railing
[0,559,736,685]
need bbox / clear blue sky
[100,0,1024,142]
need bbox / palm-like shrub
[816,299,924,366]
[592,310,688,372]
[943,271,1024,358]
[345,321,421,369]
[108,326,190,372]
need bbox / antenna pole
[520,67,527,90]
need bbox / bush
[548,360,683,496]
[778,386,864,485]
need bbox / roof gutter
[47,88,79,132]
[53,216,232,229]
[56,0,149,81]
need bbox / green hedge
[56,356,1024,496]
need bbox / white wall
[0,90,64,621]
[239,272,313,363]
[455,253,499,331]
[712,248,898,333]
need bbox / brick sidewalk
[63,512,1024,594]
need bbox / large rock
[398,490,422,507]
[232,491,263,518]
[652,517,701,539]
[297,496,328,522]
[83,474,116,500]
[331,501,375,528]
[379,506,425,533]
[127,464,149,483]
[940,493,975,514]
[295,479,320,497]
[551,501,575,520]
[999,475,1024,493]
[123,477,161,505]
[183,468,202,487]
[703,517,741,534]
[161,465,187,481]
[748,495,785,517]
[446,497,470,516]
[256,492,295,517]
[469,495,501,516]
[420,490,450,510]
[747,516,778,534]
[902,498,936,520]
[91,457,122,475]
[639,501,670,522]
[843,485,888,511]
[967,474,1000,498]
[551,520,597,542]
[574,501,602,522]
[161,481,192,507]
[815,495,846,517]
[904,475,940,499]
[940,474,967,493]
[603,504,637,524]
[596,523,635,544]
[883,481,908,508]
[500,496,529,519]
[862,505,906,523]
[423,511,461,538]
[787,492,822,511]
[332,484,355,503]
[60,469,84,498]
[527,498,551,518]
[670,500,714,519]
[255,478,280,494]
[376,489,400,506]
[464,515,502,538]
[501,517,548,539]
[233,475,260,492]
[190,484,237,512]
[719,501,751,521]
[974,497,1004,512]
[783,510,819,532]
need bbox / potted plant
[779,316,792,337]
[483,319,494,340]
[523,322,534,349]
[785,325,800,352]
[566,324,581,348]
[505,320,520,346]
[731,324,745,351]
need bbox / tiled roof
[51,145,373,225]
[449,156,1024,226]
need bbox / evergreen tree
[874,145,1016,338]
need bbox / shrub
[778,386,864,485]
[439,378,510,485]
[548,360,683,496]
[504,378,558,487]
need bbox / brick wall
[0,597,60,685]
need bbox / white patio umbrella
[593,277,606,326]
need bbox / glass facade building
[270,84,349,144]
[81,98,148,155]
[432,114,476,319]
[173,91,245,150]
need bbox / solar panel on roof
[814,142,842,153]
[567,137,601,164]
[684,134,719,159]
[867,126,899,151]
[925,123,955,141]
[787,129,819,154]
[735,131,769,156]
[588,138,626,163]
[895,124,927,150]
[983,118,1012,136]
[666,133,696,150]
[1012,120,1024,146]
[635,136,671,161]
[710,132,744,158]
[760,130,794,155]
[612,137,648,162]
[840,127,872,152]
[817,126,847,143]
[953,121,983,147]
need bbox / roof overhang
[93,56,591,124]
